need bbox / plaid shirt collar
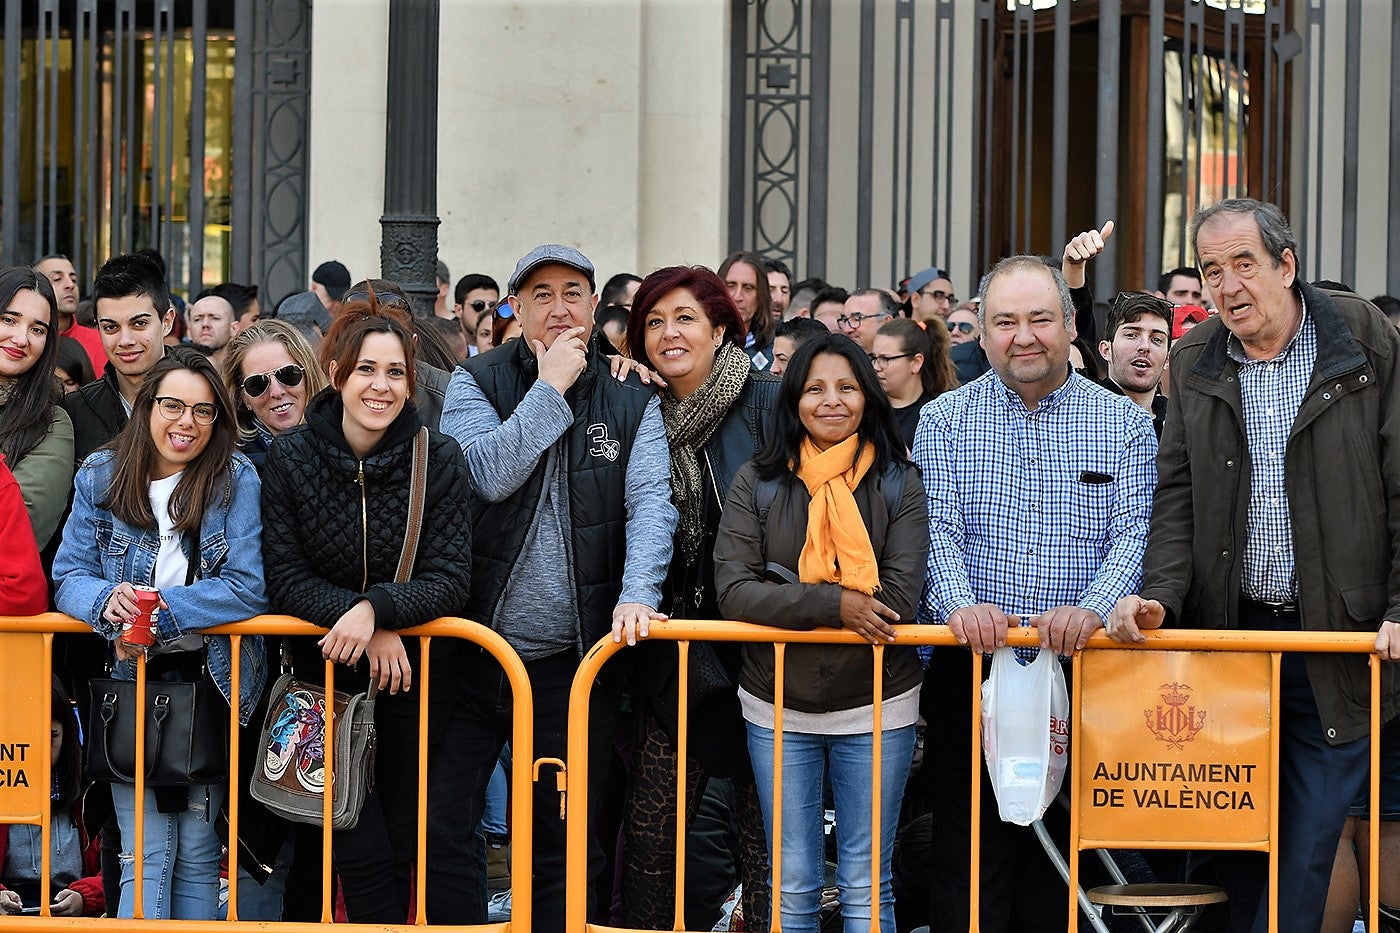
[1225,293,1310,367]
[993,365,1080,417]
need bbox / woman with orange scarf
[714,331,929,933]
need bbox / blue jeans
[219,834,294,921]
[483,752,510,836]
[747,722,916,933]
[111,782,225,920]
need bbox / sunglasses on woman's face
[242,364,306,398]
[947,321,976,335]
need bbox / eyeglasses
[920,289,957,304]
[868,352,914,368]
[154,397,218,425]
[947,321,976,335]
[467,299,498,315]
[241,364,305,399]
[837,311,891,329]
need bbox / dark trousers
[1207,601,1372,933]
[922,648,1071,933]
[451,647,619,933]
[331,658,484,925]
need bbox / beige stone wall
[308,0,730,293]
[307,0,389,289]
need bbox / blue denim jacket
[53,450,268,725]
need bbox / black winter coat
[61,365,128,469]
[260,390,474,694]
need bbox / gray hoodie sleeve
[618,396,678,610]
[440,366,574,502]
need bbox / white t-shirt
[149,472,188,590]
[148,473,202,652]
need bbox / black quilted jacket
[260,390,473,689]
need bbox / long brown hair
[100,347,239,532]
[878,317,959,397]
[718,252,774,349]
[0,267,63,466]
[319,288,418,396]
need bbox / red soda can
[124,586,160,645]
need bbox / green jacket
[1142,281,1400,744]
[10,406,74,550]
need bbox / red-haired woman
[618,265,775,930]
[259,294,475,923]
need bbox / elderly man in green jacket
[1109,198,1400,933]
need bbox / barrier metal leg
[1030,820,1114,933]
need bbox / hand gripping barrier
[0,612,534,933]
[562,622,1388,933]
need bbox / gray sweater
[440,365,676,658]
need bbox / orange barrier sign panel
[0,634,49,823]
[1078,649,1272,847]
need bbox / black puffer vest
[460,336,655,649]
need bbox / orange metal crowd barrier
[0,615,1388,933]
[563,621,1387,933]
[0,613,535,933]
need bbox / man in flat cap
[440,244,677,933]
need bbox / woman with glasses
[713,331,928,933]
[872,317,958,450]
[0,267,74,548]
[259,295,475,923]
[53,347,268,920]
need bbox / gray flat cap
[508,244,596,296]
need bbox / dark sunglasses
[242,364,305,398]
[344,290,411,311]
[947,321,976,335]
[468,299,498,314]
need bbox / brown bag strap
[394,427,429,584]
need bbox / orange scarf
[794,435,880,595]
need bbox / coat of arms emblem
[1144,682,1207,749]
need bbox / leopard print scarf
[660,342,752,567]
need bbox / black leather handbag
[83,534,228,787]
[85,670,228,786]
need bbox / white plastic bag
[980,646,1070,825]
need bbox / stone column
[379,0,440,316]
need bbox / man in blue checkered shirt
[1109,199,1400,933]
[914,254,1157,932]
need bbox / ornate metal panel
[727,0,819,276]
[231,0,311,306]
[1,0,309,304]
[728,1,1399,299]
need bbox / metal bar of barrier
[227,634,242,919]
[1268,652,1281,933]
[1,615,1387,932]
[772,642,786,932]
[674,641,690,932]
[568,622,1383,933]
[1371,655,1382,933]
[0,615,529,933]
[322,656,336,922]
[39,634,54,918]
[416,637,432,926]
